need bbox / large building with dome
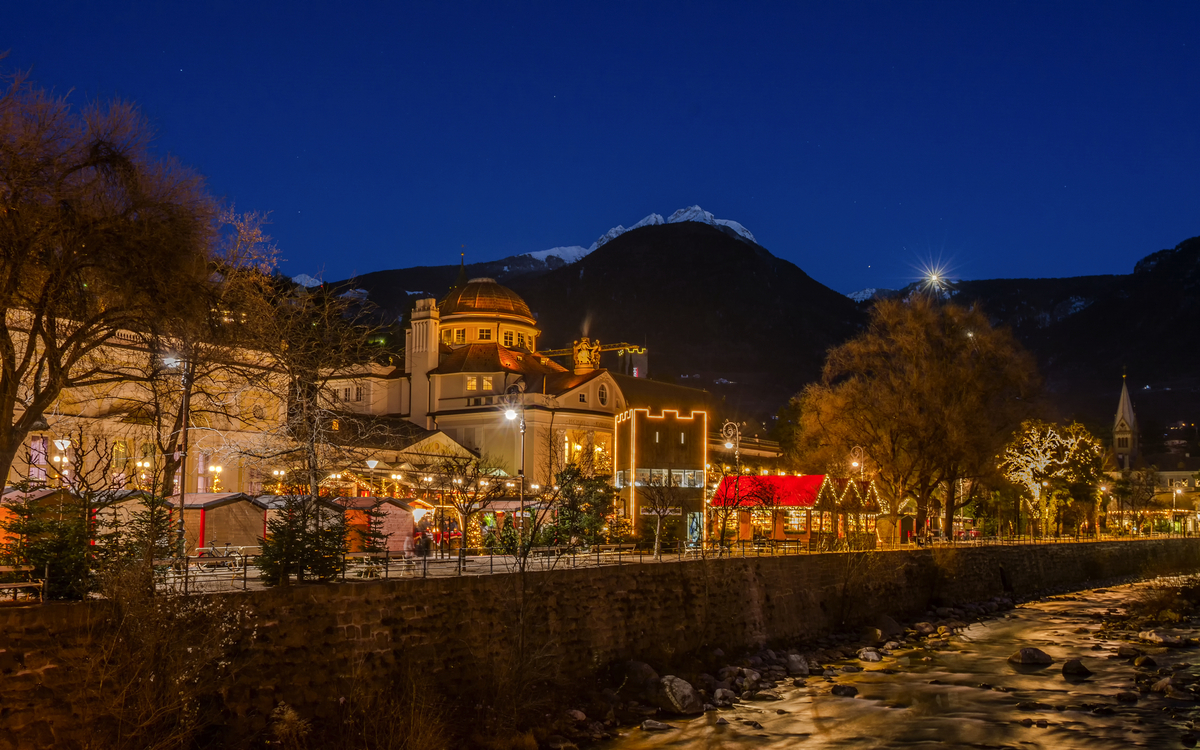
[330,273,713,537]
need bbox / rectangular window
[784,510,807,533]
[197,452,209,474]
[355,386,363,402]
[466,376,477,391]
[579,393,587,403]
[650,468,668,484]
[454,328,466,344]
[343,387,351,402]
[478,328,492,341]
[671,469,685,487]
[635,468,650,486]
[482,376,493,390]
[615,470,626,487]
[1117,436,1129,448]
[441,329,452,343]
[503,331,514,347]
[517,333,526,349]
[30,436,47,480]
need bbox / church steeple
[1113,373,1138,470]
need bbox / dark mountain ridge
[337,227,1199,427]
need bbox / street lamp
[505,384,527,549]
[366,458,379,496]
[850,446,864,480]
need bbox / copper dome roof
[439,277,535,323]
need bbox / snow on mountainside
[667,205,757,244]
[292,274,322,288]
[847,288,877,303]
[521,206,754,265]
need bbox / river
[599,581,1200,749]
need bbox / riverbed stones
[1008,648,1054,665]
[653,676,703,715]
[1134,655,1157,667]
[640,720,673,731]
[712,688,736,707]
[1139,630,1183,646]
[857,648,882,662]
[1116,646,1141,658]
[566,709,587,722]
[830,685,858,697]
[1115,691,1139,702]
[914,622,937,636]
[715,717,728,725]
[1061,659,1093,677]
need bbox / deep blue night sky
[6,2,1199,294]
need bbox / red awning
[711,475,825,507]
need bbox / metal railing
[149,531,1199,594]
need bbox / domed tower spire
[453,252,468,291]
[1113,372,1138,470]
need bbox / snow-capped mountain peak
[520,207,754,265]
[292,274,322,288]
[668,205,757,244]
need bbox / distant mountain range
[331,209,1200,431]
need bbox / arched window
[598,384,608,406]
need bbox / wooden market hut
[710,475,824,544]
[710,475,880,548]
[169,493,260,554]
[0,487,79,547]
[327,496,416,553]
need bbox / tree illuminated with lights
[1000,419,1105,535]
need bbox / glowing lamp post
[506,385,527,550]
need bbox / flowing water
[601,583,1200,749]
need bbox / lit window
[331,420,340,431]
[466,376,477,391]
[482,376,493,390]
[579,393,587,403]
[503,331,514,347]
[441,329,452,343]
[598,384,608,406]
[479,328,492,341]
[454,328,466,344]
[517,333,526,349]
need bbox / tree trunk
[943,477,957,542]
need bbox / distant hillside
[939,236,1200,423]
[508,222,863,416]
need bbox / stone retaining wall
[2,539,1198,748]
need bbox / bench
[596,544,635,555]
[0,565,45,602]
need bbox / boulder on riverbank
[652,675,703,715]
[1008,648,1053,665]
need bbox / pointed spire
[1115,375,1137,431]
[453,251,468,290]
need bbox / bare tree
[640,471,685,559]
[0,71,214,485]
[428,450,508,572]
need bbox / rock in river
[787,653,809,675]
[1062,659,1093,677]
[1140,630,1183,646]
[831,685,859,697]
[1008,648,1053,665]
[641,720,674,731]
